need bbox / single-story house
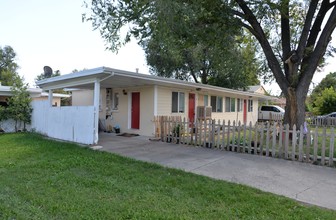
[34,67,272,145]
[247,85,267,95]
[0,85,69,107]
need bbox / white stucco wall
[109,86,155,136]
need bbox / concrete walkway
[97,133,336,210]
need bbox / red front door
[131,92,140,129]
[188,93,195,123]
[243,99,247,124]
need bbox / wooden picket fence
[153,116,336,167]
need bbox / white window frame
[248,99,253,112]
[237,98,243,112]
[172,92,185,113]
[211,96,223,113]
[225,97,236,112]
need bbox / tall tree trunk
[284,87,306,129]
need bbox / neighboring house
[0,85,70,132]
[35,67,272,144]
[247,85,267,95]
[0,85,68,106]
[272,97,286,109]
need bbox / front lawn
[0,133,335,219]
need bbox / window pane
[237,98,241,112]
[225,97,230,112]
[179,92,185,113]
[211,96,217,112]
[172,92,178,113]
[248,100,253,112]
[217,97,223,112]
[231,98,235,112]
[204,95,208,106]
[113,93,119,110]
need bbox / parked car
[314,112,336,126]
[258,105,285,121]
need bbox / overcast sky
[0,0,335,95]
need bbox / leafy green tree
[84,0,260,90]
[313,87,336,115]
[84,0,336,128]
[0,105,9,131]
[309,72,336,112]
[35,69,61,81]
[7,79,33,132]
[0,45,21,86]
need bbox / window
[172,92,185,113]
[248,99,253,112]
[225,97,236,112]
[113,92,119,110]
[230,98,236,112]
[204,95,208,106]
[211,96,223,112]
[237,98,243,112]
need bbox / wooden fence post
[291,125,297,161]
[284,124,289,159]
[248,122,252,154]
[321,127,326,165]
[329,127,335,166]
[271,122,277,157]
[254,123,258,155]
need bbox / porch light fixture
[196,88,202,91]
[123,89,127,95]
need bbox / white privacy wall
[31,101,95,144]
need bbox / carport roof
[36,66,273,100]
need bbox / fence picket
[305,126,311,162]
[298,125,304,162]
[313,126,318,162]
[284,124,289,159]
[260,123,264,156]
[237,121,242,152]
[232,121,236,151]
[266,122,270,156]
[278,124,283,158]
[243,122,247,153]
[221,120,225,150]
[291,125,297,161]
[321,128,326,165]
[227,121,231,151]
[254,123,258,155]
[329,127,335,166]
[248,122,252,154]
[272,123,277,157]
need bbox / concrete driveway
[97,132,336,210]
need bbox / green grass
[1,133,336,219]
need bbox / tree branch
[299,6,336,95]
[234,0,289,93]
[297,1,319,59]
[306,0,332,49]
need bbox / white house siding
[31,100,95,144]
[108,86,154,136]
[72,90,94,106]
[71,89,107,120]
[33,97,62,107]
[157,86,192,118]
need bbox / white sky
[0,0,335,95]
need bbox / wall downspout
[153,85,158,134]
